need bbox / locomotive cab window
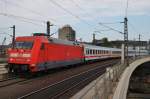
[15,41,33,49]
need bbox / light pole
[92,31,103,45]
[138,34,141,56]
[47,21,53,37]
[124,17,129,66]
[10,25,15,49]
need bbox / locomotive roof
[16,35,80,46]
[18,35,144,52]
[15,35,122,50]
[49,38,80,46]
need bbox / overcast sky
[0,0,150,44]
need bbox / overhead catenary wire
[0,12,46,23]
[99,22,124,34]
[97,0,130,37]
[95,29,113,32]
[0,32,13,37]
[50,30,58,36]
[1,0,124,34]
[70,0,105,32]
[0,0,57,22]
[0,12,46,26]
[70,0,95,19]
[70,0,126,33]
[0,27,10,30]
[99,22,124,24]
[48,0,93,27]
[0,0,131,38]
[70,0,84,11]
[128,22,139,33]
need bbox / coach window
[87,50,89,55]
[86,49,88,54]
[88,49,90,54]
[106,51,108,54]
[90,50,92,54]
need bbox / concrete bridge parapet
[71,57,150,99]
[113,57,150,99]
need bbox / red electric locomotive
[8,33,84,73]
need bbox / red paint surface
[8,36,84,72]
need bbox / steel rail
[18,60,119,99]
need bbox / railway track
[18,60,118,99]
[0,76,26,88]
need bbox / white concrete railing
[71,63,125,99]
[71,56,150,99]
[113,57,150,99]
[0,63,8,74]
[0,58,7,63]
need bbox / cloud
[1,0,150,24]
[0,0,150,43]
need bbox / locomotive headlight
[22,54,31,58]
[9,58,14,61]
[10,53,18,57]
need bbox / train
[7,33,149,73]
